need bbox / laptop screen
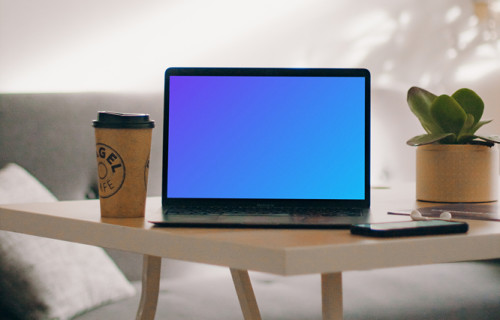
[164,68,370,202]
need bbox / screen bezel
[162,67,370,209]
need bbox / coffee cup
[93,111,155,218]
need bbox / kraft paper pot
[416,144,499,202]
[93,112,154,218]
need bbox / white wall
[2,0,500,185]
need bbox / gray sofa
[1,93,500,320]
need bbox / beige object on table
[416,144,499,202]
[93,112,154,218]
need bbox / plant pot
[416,144,499,202]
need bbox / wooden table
[2,184,500,320]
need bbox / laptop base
[148,208,371,229]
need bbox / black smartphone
[350,220,469,237]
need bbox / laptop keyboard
[167,206,363,217]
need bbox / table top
[2,183,500,276]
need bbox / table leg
[136,255,162,320]
[230,268,262,320]
[321,272,343,320]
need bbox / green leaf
[457,134,477,144]
[476,134,500,144]
[407,87,442,134]
[472,119,493,133]
[406,133,456,146]
[452,88,484,126]
[459,114,475,135]
[457,114,477,143]
[430,94,467,135]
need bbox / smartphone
[350,220,468,237]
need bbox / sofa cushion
[0,93,163,201]
[0,243,48,320]
[0,163,136,320]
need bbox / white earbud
[410,210,425,220]
[410,210,452,221]
[439,211,452,220]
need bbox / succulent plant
[406,87,500,146]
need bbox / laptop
[149,67,371,228]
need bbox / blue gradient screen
[167,75,365,199]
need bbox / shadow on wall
[366,0,500,185]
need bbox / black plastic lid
[92,111,155,129]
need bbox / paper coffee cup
[93,111,155,218]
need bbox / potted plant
[407,87,500,202]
